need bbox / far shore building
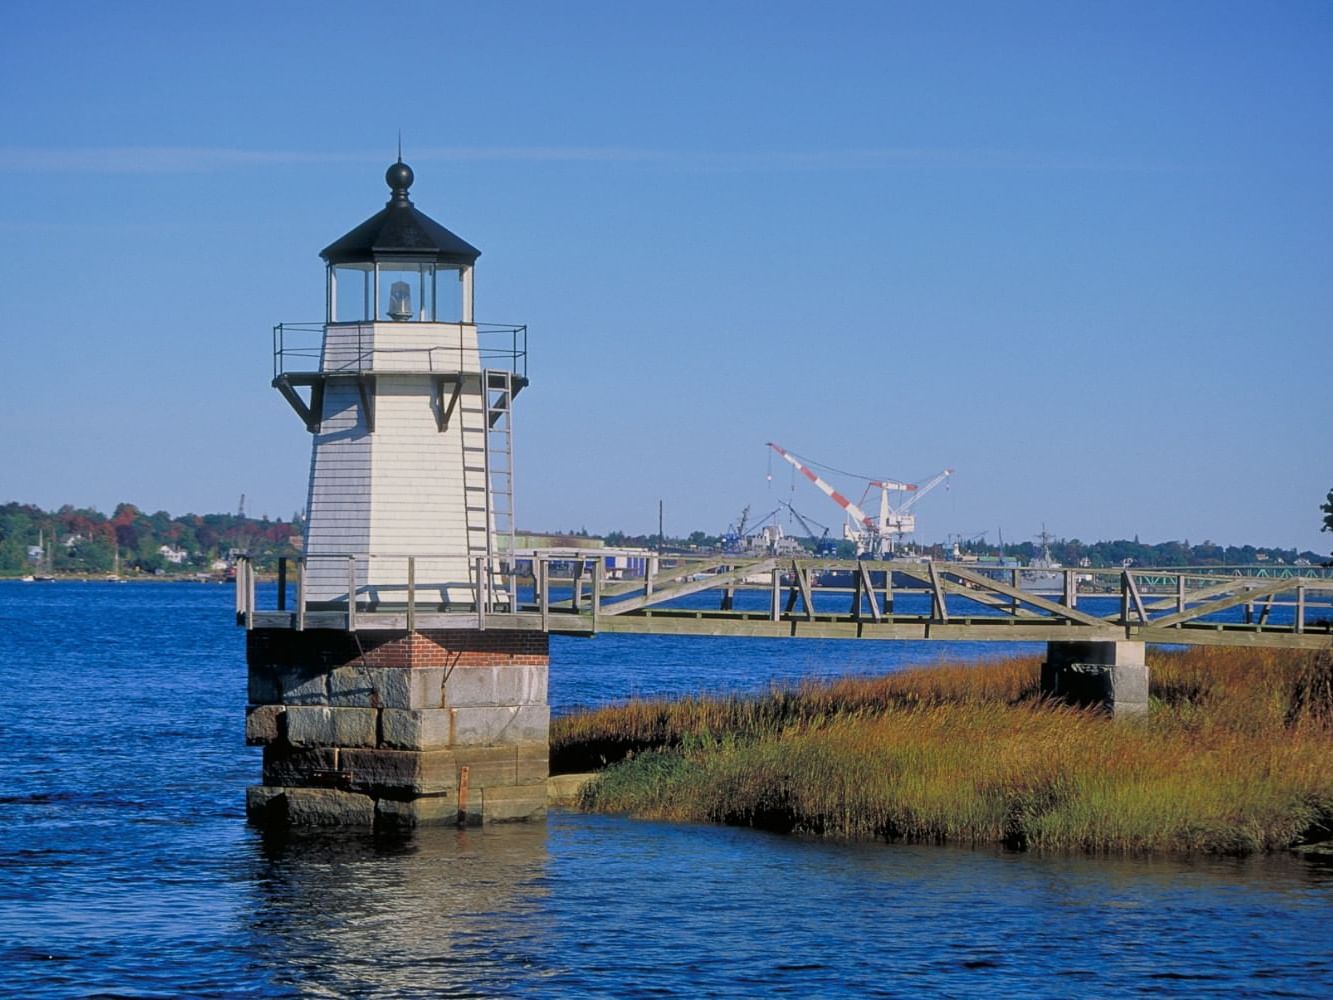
[158,544,189,565]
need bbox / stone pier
[244,629,549,830]
[1041,640,1149,717]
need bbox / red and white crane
[767,442,933,556]
[872,466,954,543]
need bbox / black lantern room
[320,161,481,324]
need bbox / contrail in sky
[0,144,1179,174]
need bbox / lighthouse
[274,159,522,607]
[246,163,549,830]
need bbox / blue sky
[1,1,1329,553]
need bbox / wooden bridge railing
[234,553,1333,650]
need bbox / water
[3,581,1332,997]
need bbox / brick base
[247,627,549,670]
[245,628,549,830]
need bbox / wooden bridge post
[539,557,549,632]
[592,558,603,633]
[294,558,306,632]
[571,558,584,612]
[345,556,357,632]
[406,556,416,633]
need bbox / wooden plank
[600,560,777,617]
[1124,571,1148,624]
[539,557,549,632]
[858,561,882,622]
[589,615,1118,643]
[721,572,735,611]
[345,557,356,632]
[234,558,244,622]
[475,556,486,630]
[1148,580,1289,629]
[592,560,602,634]
[794,563,814,621]
[1144,576,1247,612]
[1258,591,1275,626]
[242,603,1331,650]
[596,557,731,599]
[890,562,1045,620]
[927,561,949,623]
[406,556,416,632]
[940,564,1113,628]
[571,558,583,612]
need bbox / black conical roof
[320,161,481,266]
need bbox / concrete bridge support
[1041,640,1149,717]
[243,629,549,830]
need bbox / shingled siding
[302,381,372,602]
[364,375,477,603]
[301,321,489,604]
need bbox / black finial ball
[386,160,414,193]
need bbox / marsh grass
[553,647,1333,855]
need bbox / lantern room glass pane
[436,267,463,322]
[331,264,372,323]
[376,263,437,322]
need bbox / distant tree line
[4,497,1325,578]
[969,537,1324,568]
[0,501,302,576]
[600,525,1324,567]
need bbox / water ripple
[2,582,1332,996]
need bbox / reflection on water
[230,815,1333,999]
[244,825,552,997]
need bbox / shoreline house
[158,544,189,565]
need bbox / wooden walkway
[238,554,1333,651]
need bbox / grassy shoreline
[552,648,1333,856]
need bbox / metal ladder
[459,370,516,607]
[484,370,516,581]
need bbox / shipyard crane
[766,442,916,557]
[875,467,955,543]
[779,500,837,555]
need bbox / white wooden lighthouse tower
[273,160,524,609]
[246,163,547,832]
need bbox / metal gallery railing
[272,322,527,380]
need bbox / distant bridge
[238,554,1333,651]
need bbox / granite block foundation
[1041,640,1149,718]
[245,628,549,830]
